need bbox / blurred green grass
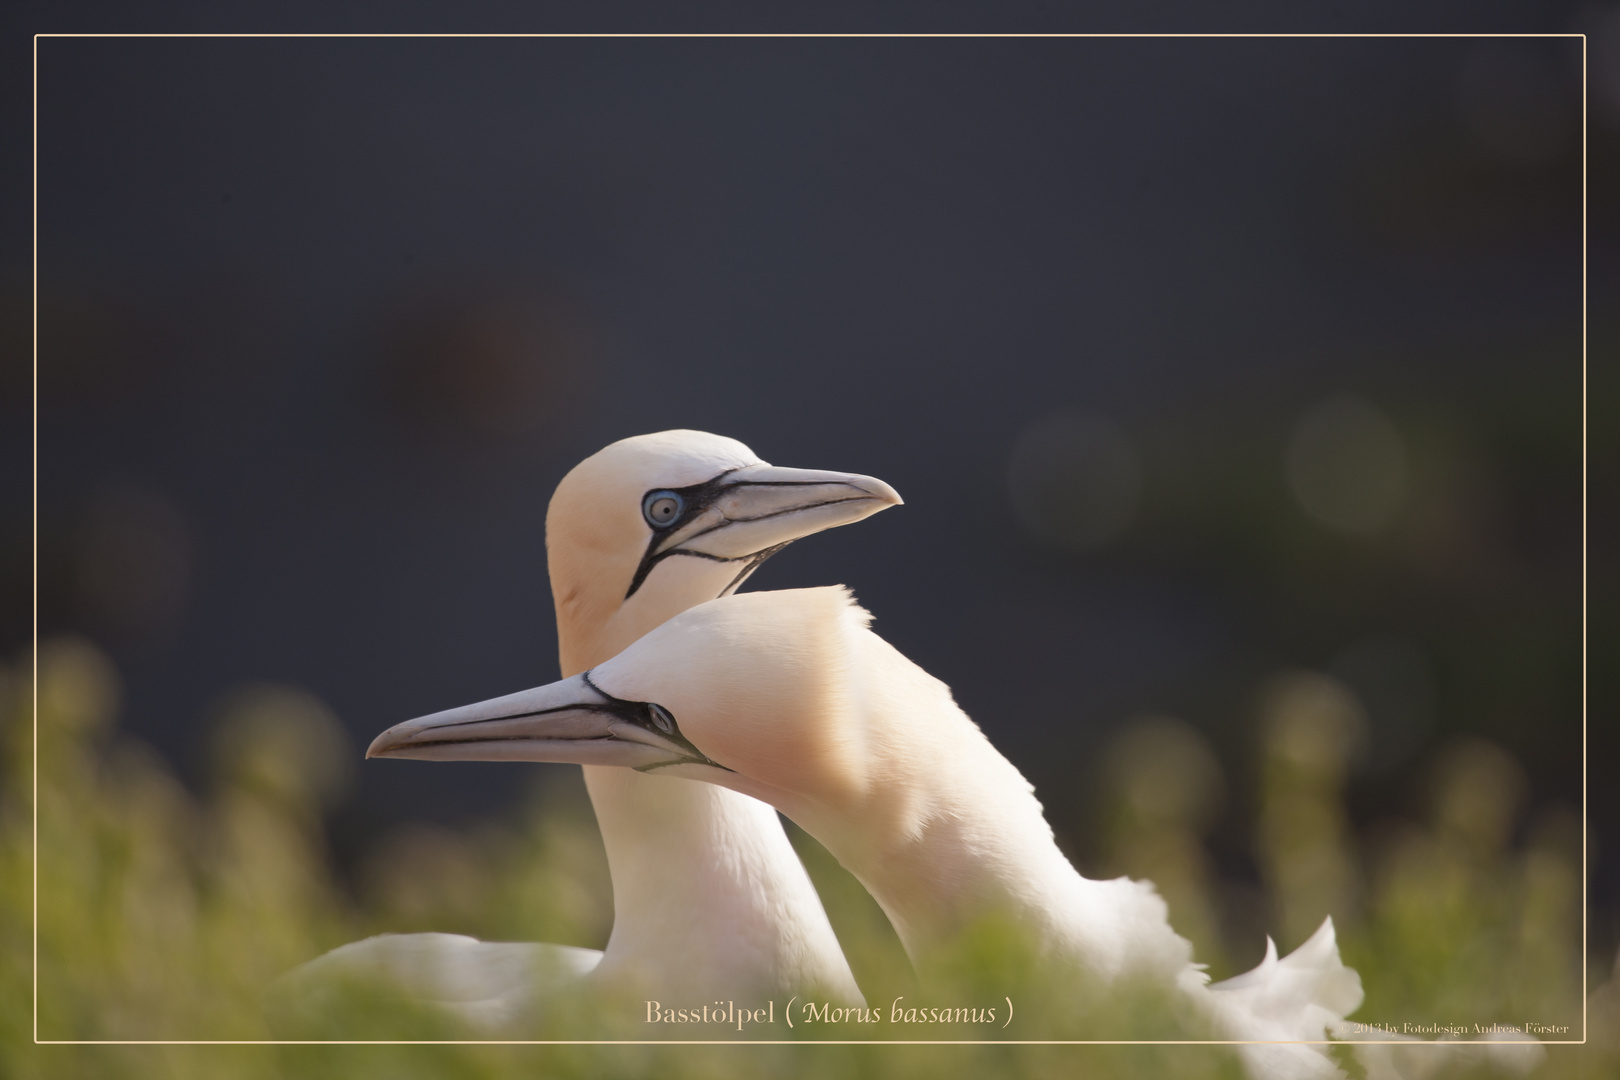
[2,637,1612,1078]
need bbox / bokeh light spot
[1285,394,1408,536]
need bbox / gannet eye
[642,491,684,528]
[648,703,677,735]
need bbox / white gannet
[369,586,1366,1077]
[288,434,898,1029]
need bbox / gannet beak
[654,465,901,562]
[365,674,720,772]
[628,465,902,599]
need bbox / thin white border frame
[28,31,1581,1049]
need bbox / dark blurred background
[5,9,1608,973]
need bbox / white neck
[560,577,861,1004]
[581,765,856,1001]
[836,744,1188,987]
[715,630,1193,988]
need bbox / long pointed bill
[653,465,901,560]
[366,674,721,772]
[625,464,902,599]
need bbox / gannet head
[368,588,889,817]
[547,430,900,673]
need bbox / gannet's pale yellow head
[590,588,877,804]
[546,431,901,674]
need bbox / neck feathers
[799,624,1192,985]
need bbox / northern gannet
[370,586,1365,1076]
[544,432,895,1006]
[288,434,898,1030]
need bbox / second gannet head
[368,587,1052,951]
[368,587,983,842]
[547,431,900,674]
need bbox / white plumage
[281,931,600,1031]
[370,586,1367,1077]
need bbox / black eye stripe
[578,672,730,773]
[625,469,747,599]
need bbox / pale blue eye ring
[643,490,684,528]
